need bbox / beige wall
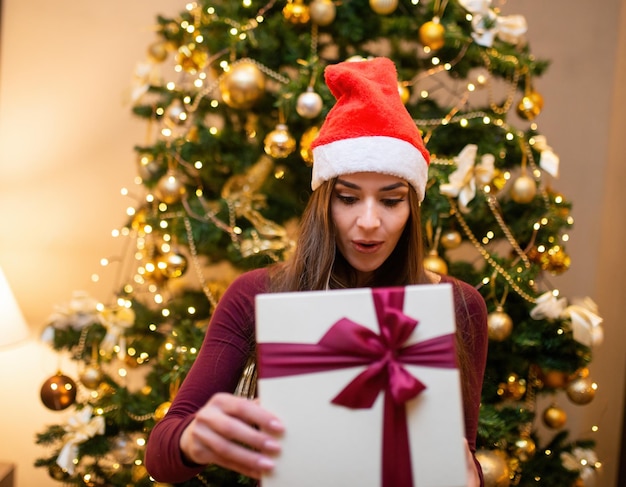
[0,1,624,486]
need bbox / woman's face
[331,172,411,285]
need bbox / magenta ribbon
[257,287,457,487]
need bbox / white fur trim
[311,136,429,201]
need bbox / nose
[357,199,381,230]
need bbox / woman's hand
[465,439,481,487]
[179,392,284,479]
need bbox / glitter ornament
[514,436,536,461]
[264,124,297,158]
[419,18,446,50]
[283,0,310,24]
[112,433,138,464]
[369,0,398,15]
[296,89,324,119]
[79,364,103,390]
[516,90,544,120]
[441,229,462,249]
[137,153,162,181]
[497,373,526,401]
[545,247,571,274]
[219,61,266,110]
[176,43,208,72]
[542,403,567,429]
[423,249,448,275]
[147,41,169,63]
[510,174,537,203]
[157,250,188,278]
[566,375,596,405]
[487,307,513,341]
[155,170,187,204]
[475,449,511,487]
[40,372,77,411]
[309,0,336,26]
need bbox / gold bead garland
[449,199,537,303]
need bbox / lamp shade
[0,266,30,348]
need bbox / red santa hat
[311,57,430,201]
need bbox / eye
[381,197,406,208]
[335,193,358,205]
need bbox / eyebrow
[335,178,409,192]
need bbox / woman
[145,57,488,486]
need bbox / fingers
[463,439,480,487]
[180,393,283,478]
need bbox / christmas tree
[34,1,604,486]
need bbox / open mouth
[353,241,382,253]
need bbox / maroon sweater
[145,268,488,483]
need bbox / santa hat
[311,57,430,201]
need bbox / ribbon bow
[459,0,527,47]
[563,298,603,347]
[529,291,567,320]
[530,292,603,347]
[100,305,136,359]
[440,144,495,213]
[56,406,105,474]
[532,135,560,178]
[258,288,457,487]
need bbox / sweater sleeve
[144,268,268,483]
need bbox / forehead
[335,171,408,188]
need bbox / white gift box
[255,284,468,487]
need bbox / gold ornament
[538,368,570,389]
[516,90,544,120]
[112,433,138,464]
[219,61,266,110]
[545,247,571,275]
[264,124,297,158]
[48,463,70,481]
[419,18,446,50]
[156,170,187,204]
[283,0,310,24]
[79,364,103,390]
[165,99,187,126]
[137,153,161,181]
[514,436,536,462]
[147,41,169,63]
[441,229,462,250]
[543,403,567,429]
[40,372,77,411]
[398,83,410,105]
[176,43,208,72]
[475,449,511,487]
[510,174,537,204]
[132,464,149,483]
[157,250,188,278]
[487,307,513,341]
[155,401,172,421]
[423,249,448,275]
[296,89,324,119]
[369,0,398,15]
[300,125,319,166]
[566,375,596,405]
[309,0,336,26]
[497,373,526,401]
